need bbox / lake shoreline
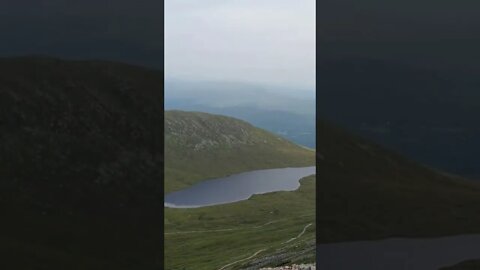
[165,166,316,208]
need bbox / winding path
[165,219,284,235]
[218,249,267,270]
[165,228,237,235]
[216,222,313,269]
[283,223,313,244]
[166,216,314,269]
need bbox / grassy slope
[164,110,315,193]
[164,111,315,269]
[317,119,480,243]
[165,176,315,270]
[0,57,162,269]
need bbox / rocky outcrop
[165,110,288,151]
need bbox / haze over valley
[165,80,315,148]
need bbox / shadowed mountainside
[317,118,480,243]
[0,56,163,269]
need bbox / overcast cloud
[165,0,316,90]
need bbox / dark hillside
[0,57,163,269]
[317,118,480,243]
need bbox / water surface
[317,235,480,270]
[165,166,315,208]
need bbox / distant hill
[164,110,315,193]
[165,79,316,148]
[0,56,162,269]
[165,80,315,115]
[317,118,480,243]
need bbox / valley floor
[164,176,316,270]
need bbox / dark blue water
[317,235,480,270]
[164,166,315,208]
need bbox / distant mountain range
[165,80,316,148]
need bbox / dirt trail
[216,222,313,269]
[166,216,314,269]
[165,228,237,235]
[283,223,313,244]
[218,249,267,270]
[165,219,284,235]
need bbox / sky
[165,0,316,91]
[0,0,163,69]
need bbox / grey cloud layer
[165,0,315,90]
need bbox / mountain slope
[0,56,162,269]
[164,111,315,269]
[164,110,315,193]
[165,80,316,148]
[165,104,316,148]
[317,118,480,243]
[165,176,316,270]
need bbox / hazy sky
[165,0,316,90]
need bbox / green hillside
[165,176,316,270]
[317,118,480,243]
[164,111,316,269]
[164,110,315,193]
